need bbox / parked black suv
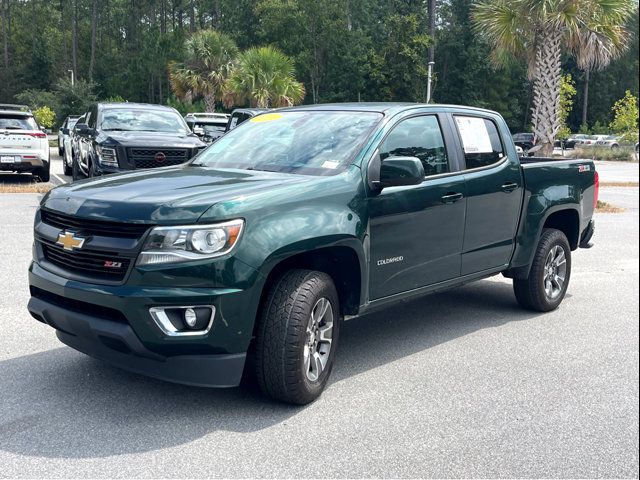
[72,103,206,180]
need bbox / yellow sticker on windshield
[250,113,283,123]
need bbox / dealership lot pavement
[0,159,637,477]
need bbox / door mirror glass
[75,123,91,134]
[379,156,425,188]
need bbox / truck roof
[98,102,177,111]
[280,102,501,116]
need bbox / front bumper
[28,261,264,387]
[28,295,246,387]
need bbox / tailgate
[0,131,41,150]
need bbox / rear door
[368,113,467,300]
[452,114,524,274]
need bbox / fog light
[184,308,197,328]
[149,305,215,337]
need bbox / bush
[570,147,636,162]
[33,106,56,128]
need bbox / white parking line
[52,173,67,185]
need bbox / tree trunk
[89,0,98,79]
[204,92,216,112]
[72,0,78,80]
[2,0,9,69]
[530,26,562,156]
[189,0,195,32]
[581,69,590,127]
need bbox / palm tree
[226,46,305,108]
[473,0,635,155]
[168,30,238,112]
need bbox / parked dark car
[225,108,269,131]
[512,132,535,152]
[72,102,205,180]
[185,113,229,144]
[29,103,597,404]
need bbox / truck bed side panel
[509,159,596,274]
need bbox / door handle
[501,182,519,193]
[441,192,464,204]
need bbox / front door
[368,114,466,300]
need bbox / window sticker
[455,116,493,154]
[321,160,340,169]
[250,113,283,123]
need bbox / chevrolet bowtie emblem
[56,231,86,251]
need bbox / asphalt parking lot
[0,155,638,478]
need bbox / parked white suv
[0,105,50,182]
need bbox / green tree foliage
[169,30,238,112]
[0,0,636,136]
[610,90,639,142]
[472,0,636,155]
[33,106,56,128]
[227,46,305,108]
[370,14,431,102]
[558,74,577,140]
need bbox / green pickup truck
[28,104,598,404]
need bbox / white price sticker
[455,116,494,154]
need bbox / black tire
[514,228,572,312]
[63,154,72,176]
[58,146,64,156]
[32,162,50,183]
[255,269,340,405]
[88,157,98,177]
[72,153,83,181]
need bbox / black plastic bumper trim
[27,296,246,388]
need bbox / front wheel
[513,228,572,312]
[255,269,340,404]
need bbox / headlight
[137,219,244,265]
[97,146,118,166]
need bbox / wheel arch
[257,242,365,323]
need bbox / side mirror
[75,123,91,135]
[61,128,69,135]
[371,156,425,189]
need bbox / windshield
[193,111,382,175]
[99,108,188,133]
[68,118,79,129]
[0,114,38,130]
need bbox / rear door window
[454,116,505,170]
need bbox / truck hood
[42,166,312,223]
[96,130,204,148]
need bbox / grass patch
[569,147,637,162]
[596,200,624,213]
[0,183,53,193]
[600,181,639,188]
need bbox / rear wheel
[72,152,84,181]
[513,228,571,312]
[255,269,340,404]
[32,161,50,183]
[63,152,72,176]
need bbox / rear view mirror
[371,156,425,189]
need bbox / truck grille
[127,148,189,169]
[42,242,131,282]
[40,209,150,239]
